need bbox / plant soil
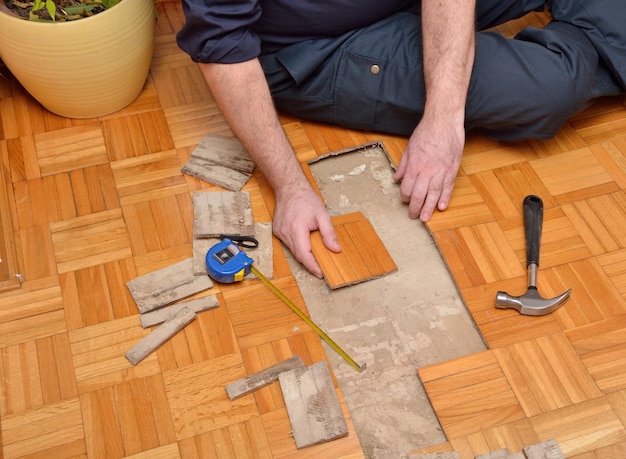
[5,0,106,21]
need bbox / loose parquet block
[192,190,255,238]
[126,307,197,365]
[126,257,213,313]
[279,362,348,449]
[181,132,256,191]
[140,294,220,328]
[225,355,304,400]
[310,211,397,289]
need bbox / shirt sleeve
[176,0,262,64]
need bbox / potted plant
[0,0,155,118]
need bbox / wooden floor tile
[34,124,108,177]
[530,397,626,457]
[164,102,233,150]
[494,334,602,417]
[447,419,539,459]
[567,316,626,393]
[1,398,86,458]
[310,212,397,289]
[530,147,615,197]
[419,350,526,439]
[163,353,256,440]
[69,316,161,394]
[111,151,188,206]
[50,208,133,274]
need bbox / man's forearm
[199,59,309,199]
[421,0,476,124]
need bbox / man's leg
[466,21,623,141]
[262,4,623,141]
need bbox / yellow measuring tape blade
[250,265,365,372]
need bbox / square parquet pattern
[0,3,625,459]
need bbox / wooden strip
[192,191,255,238]
[126,258,213,313]
[225,355,305,400]
[125,307,196,365]
[181,132,255,191]
[140,294,220,328]
[278,362,348,448]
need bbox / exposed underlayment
[287,145,487,458]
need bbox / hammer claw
[496,287,571,316]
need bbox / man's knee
[467,21,600,140]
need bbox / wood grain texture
[1,4,625,458]
[310,211,397,289]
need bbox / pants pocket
[333,51,384,130]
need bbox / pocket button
[370,64,381,75]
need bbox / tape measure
[206,238,365,372]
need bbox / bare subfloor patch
[287,144,486,459]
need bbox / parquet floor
[0,3,625,459]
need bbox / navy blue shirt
[176,0,417,63]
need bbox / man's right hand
[200,59,340,277]
[273,185,341,278]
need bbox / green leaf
[31,0,44,12]
[45,0,56,20]
[101,0,120,9]
[63,4,97,14]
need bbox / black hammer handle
[523,195,543,267]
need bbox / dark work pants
[260,0,625,141]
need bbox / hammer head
[496,286,571,316]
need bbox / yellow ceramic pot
[0,0,155,118]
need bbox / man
[177,0,625,277]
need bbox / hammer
[496,195,571,316]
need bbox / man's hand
[393,115,464,222]
[273,186,341,278]
[394,0,475,222]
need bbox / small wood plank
[310,211,397,289]
[181,132,256,191]
[126,258,213,313]
[192,191,255,238]
[125,307,197,365]
[278,361,348,449]
[225,355,305,400]
[140,294,220,328]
